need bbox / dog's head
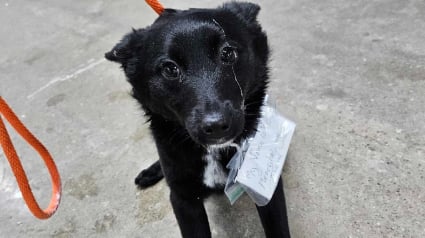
[106,2,269,146]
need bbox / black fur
[106,2,290,237]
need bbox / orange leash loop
[0,97,61,219]
[145,0,165,15]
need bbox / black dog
[106,2,290,237]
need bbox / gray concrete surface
[0,0,424,237]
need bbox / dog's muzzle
[186,102,244,146]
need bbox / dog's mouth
[189,119,244,147]
[185,126,241,148]
[206,139,235,149]
[192,135,237,148]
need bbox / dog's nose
[201,113,230,138]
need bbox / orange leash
[0,97,61,219]
[145,0,164,15]
[0,0,159,220]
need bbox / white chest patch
[203,152,227,188]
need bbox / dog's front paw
[134,161,164,189]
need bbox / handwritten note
[235,105,296,205]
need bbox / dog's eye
[220,46,238,64]
[161,61,181,80]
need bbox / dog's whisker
[244,100,264,107]
[176,134,192,147]
[167,127,191,145]
[167,127,180,136]
[232,66,245,106]
[167,128,184,142]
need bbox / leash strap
[0,0,162,220]
[0,0,161,220]
[145,0,164,14]
[0,97,61,219]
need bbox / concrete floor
[0,0,424,237]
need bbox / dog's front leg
[256,177,291,238]
[170,191,211,238]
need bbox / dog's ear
[105,30,139,64]
[222,2,260,24]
